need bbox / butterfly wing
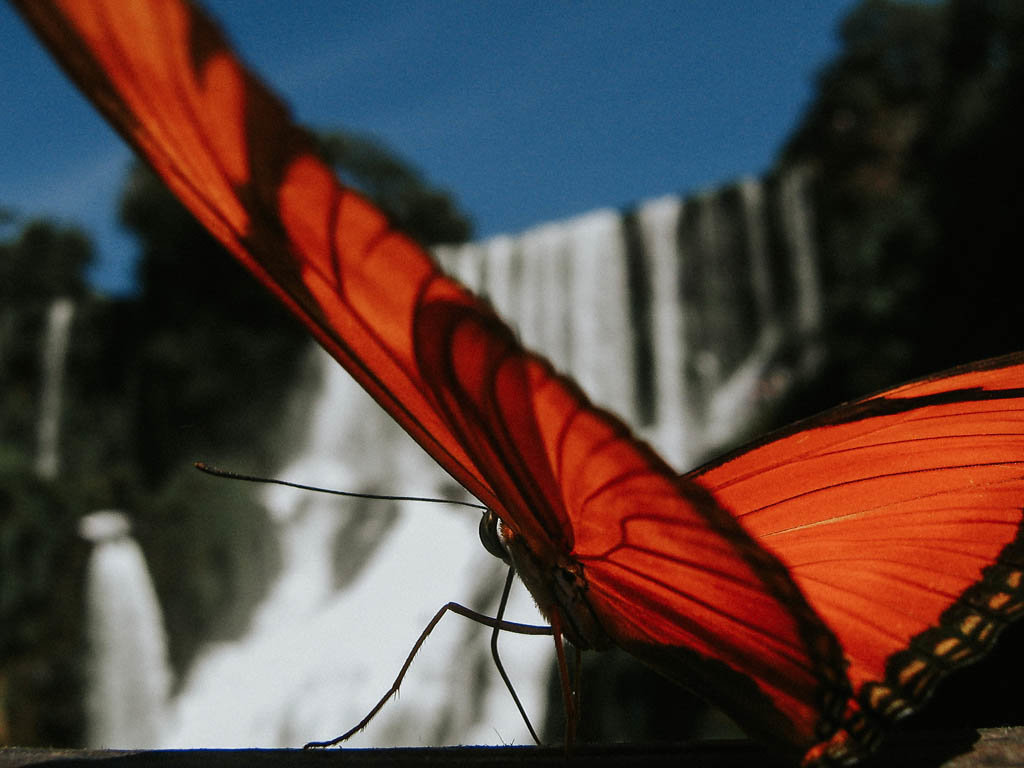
[421,320,852,751]
[11,1,479,507]
[689,353,1024,759]
[21,1,1024,764]
[17,0,860,756]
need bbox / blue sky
[1,1,854,296]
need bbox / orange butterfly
[15,1,1024,764]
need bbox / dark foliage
[1,126,472,746]
[120,164,309,487]
[0,219,93,746]
[782,0,1024,411]
[316,131,473,246]
[0,219,91,304]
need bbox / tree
[0,218,93,747]
[782,0,1024,403]
[0,219,91,304]
[116,127,474,682]
[316,130,472,246]
[910,0,1024,369]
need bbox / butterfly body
[14,1,1024,764]
[498,523,608,652]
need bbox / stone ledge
[2,728,1022,767]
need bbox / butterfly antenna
[194,461,488,511]
[491,565,543,745]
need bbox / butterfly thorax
[485,511,612,651]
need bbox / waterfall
[438,166,821,468]
[161,349,546,747]
[87,167,821,749]
[35,297,74,480]
[80,511,172,748]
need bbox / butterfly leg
[490,565,545,745]
[572,644,582,739]
[550,614,580,748]
[304,577,552,749]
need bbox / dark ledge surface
[2,728,1022,768]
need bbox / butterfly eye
[478,509,511,565]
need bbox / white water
[35,297,74,480]
[87,169,822,748]
[438,169,822,469]
[439,209,638,424]
[81,511,172,748]
[780,166,824,373]
[637,195,691,464]
[161,352,547,747]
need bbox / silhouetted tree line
[0,219,91,745]
[0,131,471,746]
[782,0,1024,408]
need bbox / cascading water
[35,297,74,480]
[87,167,822,748]
[438,167,821,469]
[80,511,172,748]
[160,349,546,747]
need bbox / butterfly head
[479,508,512,565]
[478,508,612,652]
